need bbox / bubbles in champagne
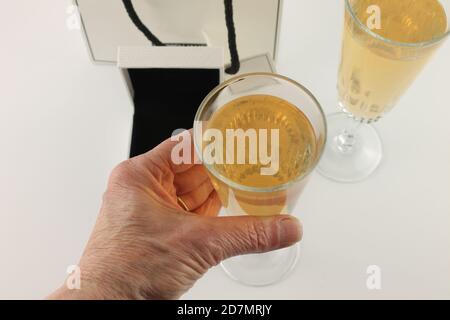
[205,95,317,188]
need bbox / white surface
[0,0,449,299]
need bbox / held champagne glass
[193,73,326,286]
[318,0,450,182]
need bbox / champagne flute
[318,0,450,182]
[193,73,326,286]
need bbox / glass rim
[193,72,328,193]
[345,0,450,48]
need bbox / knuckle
[101,188,115,204]
[110,160,133,181]
[246,220,274,252]
[108,159,138,190]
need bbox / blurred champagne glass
[318,0,450,182]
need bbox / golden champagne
[339,0,448,120]
[204,94,317,215]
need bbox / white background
[0,0,449,299]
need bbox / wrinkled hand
[49,132,302,300]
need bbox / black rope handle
[122,0,240,74]
[122,0,165,46]
[224,0,240,74]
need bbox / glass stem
[334,120,362,154]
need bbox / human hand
[49,131,302,300]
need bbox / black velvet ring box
[118,47,223,157]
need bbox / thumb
[205,215,302,262]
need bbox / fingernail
[279,217,302,247]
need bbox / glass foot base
[317,112,383,183]
[220,244,299,287]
